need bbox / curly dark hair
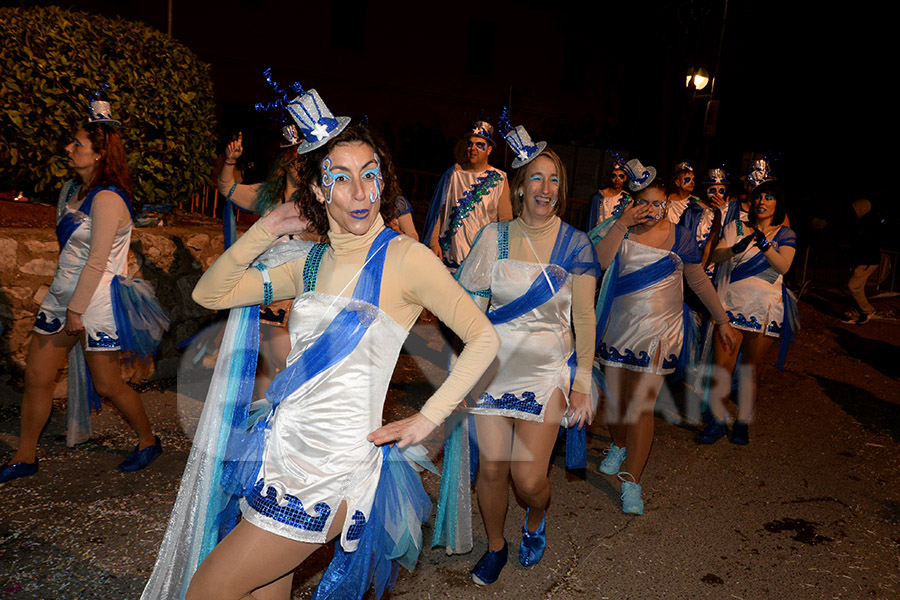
[748,181,787,226]
[83,122,135,201]
[293,122,401,235]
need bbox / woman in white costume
[695,181,797,445]
[455,120,598,585]
[1,99,162,484]
[593,160,736,515]
[143,89,498,600]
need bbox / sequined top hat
[742,158,775,189]
[87,81,120,128]
[468,120,495,146]
[703,166,730,185]
[673,161,694,176]
[503,126,547,169]
[624,158,657,192]
[610,151,627,172]
[286,89,350,155]
[280,124,302,148]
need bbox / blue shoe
[598,443,626,474]
[519,508,547,567]
[471,539,508,586]
[695,419,728,445]
[0,459,38,484]
[118,436,162,472]
[618,472,644,515]
[730,421,749,445]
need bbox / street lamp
[686,67,710,91]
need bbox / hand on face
[706,185,726,208]
[629,187,668,226]
[316,141,384,235]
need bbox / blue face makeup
[362,153,383,205]
[466,140,487,151]
[321,157,340,204]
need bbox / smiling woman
[142,89,498,600]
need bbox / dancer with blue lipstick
[452,115,598,585]
[592,159,736,514]
[142,88,498,600]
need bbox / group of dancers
[0,82,797,599]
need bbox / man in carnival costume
[423,121,512,271]
[667,160,700,224]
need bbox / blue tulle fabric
[776,284,800,370]
[110,276,171,361]
[421,166,455,251]
[483,222,599,326]
[214,228,399,543]
[311,444,436,600]
[560,351,587,469]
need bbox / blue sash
[486,222,596,325]
[420,166,455,251]
[730,252,769,284]
[56,185,133,250]
[215,228,399,540]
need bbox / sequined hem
[87,331,120,349]
[471,391,545,421]
[469,406,545,422]
[240,500,332,545]
[259,306,288,324]
[597,343,650,368]
[727,311,763,331]
[34,311,63,334]
[245,478,333,533]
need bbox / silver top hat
[624,158,657,192]
[673,160,694,176]
[503,125,547,169]
[280,124,302,148]
[88,100,120,128]
[743,158,775,189]
[469,120,495,145]
[703,167,730,185]
[287,89,350,154]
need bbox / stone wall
[0,225,226,384]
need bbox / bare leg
[710,325,744,421]
[11,331,78,464]
[187,503,347,600]
[509,389,566,531]
[603,366,628,448]
[474,414,514,551]
[84,349,155,449]
[255,324,290,399]
[619,370,665,483]
[735,331,776,423]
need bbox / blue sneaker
[471,539,508,586]
[0,459,38,484]
[618,472,644,515]
[519,508,546,567]
[730,421,749,445]
[118,436,162,472]
[598,443,626,474]
[695,419,728,445]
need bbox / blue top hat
[673,160,694,176]
[504,125,547,168]
[624,158,657,192]
[703,166,730,185]
[287,89,350,154]
[468,120,495,146]
[743,158,775,189]
[87,100,121,128]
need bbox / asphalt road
[1,294,898,600]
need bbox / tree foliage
[0,6,216,205]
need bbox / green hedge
[0,6,216,205]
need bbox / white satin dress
[34,180,131,350]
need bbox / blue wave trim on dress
[477,391,543,414]
[87,331,119,348]
[312,445,436,600]
[34,311,62,333]
[597,343,651,368]
[245,479,332,531]
[223,228,399,536]
[728,311,762,330]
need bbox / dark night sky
[3,0,893,216]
